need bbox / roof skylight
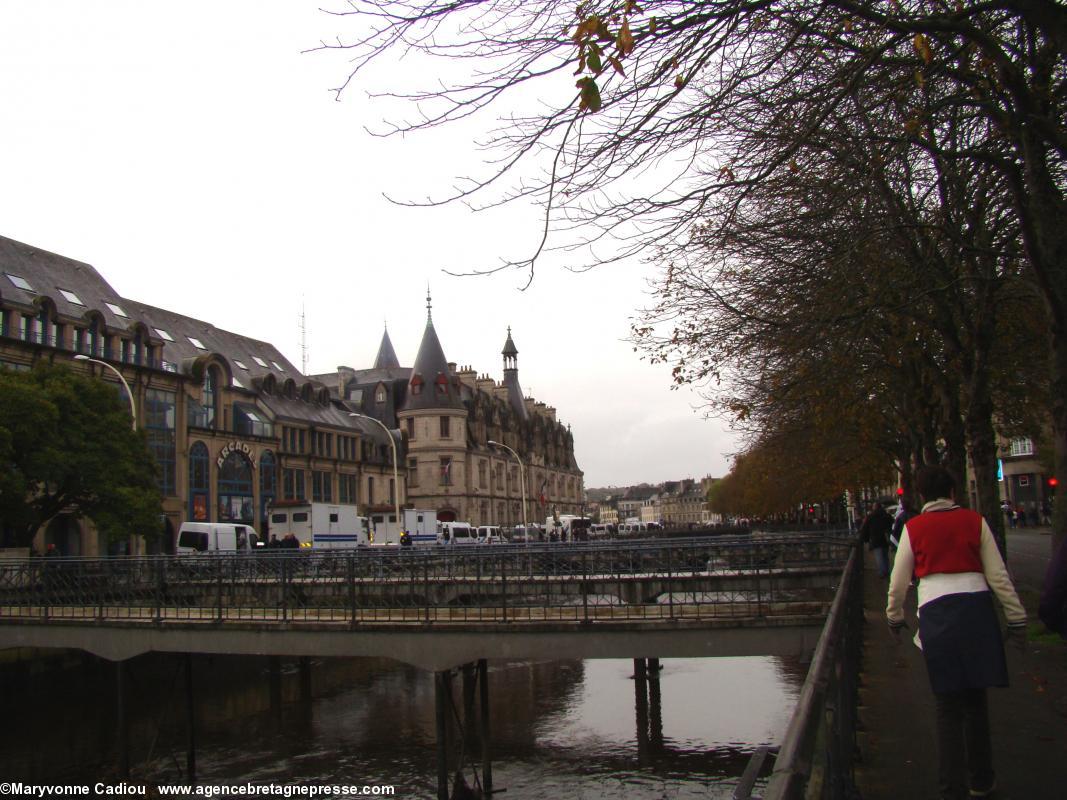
[58,288,84,305]
[233,359,248,370]
[5,273,32,291]
[252,356,268,368]
[271,361,284,372]
[105,302,128,317]
[154,328,174,341]
[188,337,206,350]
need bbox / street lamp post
[349,412,401,542]
[73,355,137,430]
[488,439,527,546]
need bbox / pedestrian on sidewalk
[889,499,915,562]
[886,464,1027,800]
[1039,535,1067,638]
[860,501,893,578]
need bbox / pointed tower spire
[501,326,528,420]
[373,325,400,370]
[402,291,464,412]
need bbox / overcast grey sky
[0,1,740,487]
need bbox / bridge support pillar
[185,654,197,785]
[269,656,282,714]
[115,659,130,779]
[299,657,312,702]
[634,658,650,765]
[478,659,492,797]
[434,669,452,800]
[647,659,663,750]
[634,658,664,762]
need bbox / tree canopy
[316,0,1066,540]
[0,364,162,550]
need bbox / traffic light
[1049,476,1059,488]
[897,487,905,496]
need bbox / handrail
[0,533,853,627]
[749,542,862,800]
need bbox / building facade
[0,236,400,555]
[315,301,584,527]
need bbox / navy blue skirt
[918,591,1008,694]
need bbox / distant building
[1,236,583,554]
[996,434,1051,523]
[0,235,397,555]
[312,302,584,527]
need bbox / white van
[509,524,542,544]
[176,522,260,554]
[438,522,477,546]
[476,525,504,544]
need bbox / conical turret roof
[401,291,465,412]
[373,326,400,369]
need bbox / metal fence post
[424,559,431,624]
[666,546,674,619]
[582,550,590,623]
[501,558,508,624]
[216,561,224,623]
[155,558,164,623]
[347,554,357,628]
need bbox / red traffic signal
[1049,476,1059,488]
[896,487,905,496]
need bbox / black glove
[888,619,908,641]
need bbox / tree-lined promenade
[311,0,1065,551]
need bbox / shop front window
[218,450,254,524]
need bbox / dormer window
[411,375,423,396]
[435,373,448,395]
[375,383,386,403]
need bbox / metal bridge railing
[734,542,864,800]
[0,532,853,627]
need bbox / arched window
[218,450,254,523]
[202,366,219,428]
[188,442,210,521]
[259,451,276,533]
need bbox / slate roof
[373,327,400,369]
[402,305,465,412]
[0,235,302,385]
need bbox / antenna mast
[300,299,308,374]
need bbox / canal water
[0,652,805,798]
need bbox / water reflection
[0,652,803,798]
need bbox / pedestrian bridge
[0,533,848,670]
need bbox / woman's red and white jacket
[886,498,1026,632]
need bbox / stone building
[315,297,584,527]
[0,235,400,554]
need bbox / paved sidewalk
[854,551,1067,799]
